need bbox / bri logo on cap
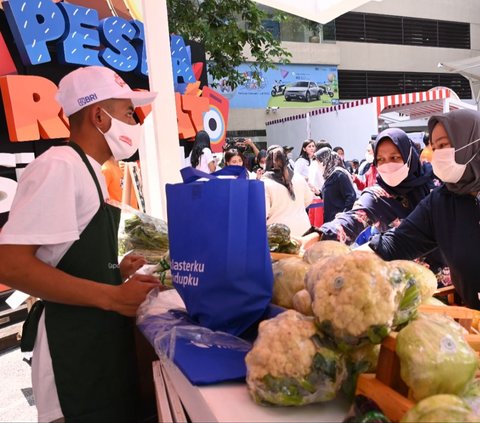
[77,93,98,107]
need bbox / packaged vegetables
[271,257,310,309]
[267,223,301,254]
[305,252,399,351]
[245,310,346,406]
[396,312,478,402]
[401,394,479,422]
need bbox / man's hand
[109,274,161,317]
[119,253,147,281]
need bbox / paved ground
[0,346,36,422]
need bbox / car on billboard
[284,80,321,102]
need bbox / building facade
[227,0,480,142]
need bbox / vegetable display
[245,310,346,406]
[396,313,478,401]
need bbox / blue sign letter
[3,0,66,65]
[99,17,138,73]
[56,3,101,66]
[170,35,196,94]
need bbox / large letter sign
[3,0,66,65]
[99,17,139,73]
[56,2,102,66]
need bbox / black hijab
[264,145,295,200]
[374,128,433,206]
[428,109,480,195]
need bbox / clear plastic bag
[137,288,252,384]
[112,201,169,259]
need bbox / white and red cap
[55,66,157,117]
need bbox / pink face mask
[377,148,412,187]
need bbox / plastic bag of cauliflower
[245,310,346,406]
[271,257,310,309]
[305,251,399,351]
[396,312,478,402]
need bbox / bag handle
[181,166,248,183]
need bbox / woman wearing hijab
[262,145,314,237]
[367,109,480,309]
[307,128,435,245]
[314,148,357,223]
[188,130,216,173]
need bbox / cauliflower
[292,289,314,316]
[271,257,310,309]
[245,310,346,406]
[401,394,478,422]
[306,251,396,350]
[303,240,351,265]
[396,313,478,401]
[388,260,437,303]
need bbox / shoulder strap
[68,142,105,206]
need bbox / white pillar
[140,0,182,219]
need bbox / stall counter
[154,356,350,423]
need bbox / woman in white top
[262,145,314,237]
[293,139,316,180]
[189,130,216,173]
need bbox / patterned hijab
[315,147,350,181]
[428,109,480,195]
[373,128,433,205]
[264,145,295,200]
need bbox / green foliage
[166,0,291,88]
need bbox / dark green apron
[33,143,137,422]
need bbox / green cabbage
[401,394,478,422]
[396,313,478,401]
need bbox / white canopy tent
[439,56,480,107]
[139,0,383,219]
[253,0,382,24]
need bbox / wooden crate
[356,305,480,422]
[270,252,302,261]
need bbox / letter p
[3,0,66,65]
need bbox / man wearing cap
[0,66,160,422]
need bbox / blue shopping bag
[166,166,273,336]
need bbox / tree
[167,0,291,88]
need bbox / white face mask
[365,152,374,164]
[97,109,142,161]
[431,138,480,183]
[377,148,411,187]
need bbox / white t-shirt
[0,145,108,422]
[263,174,314,238]
[187,147,215,173]
[293,157,311,180]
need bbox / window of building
[338,70,471,99]
[334,12,470,49]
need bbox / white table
[153,358,350,423]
